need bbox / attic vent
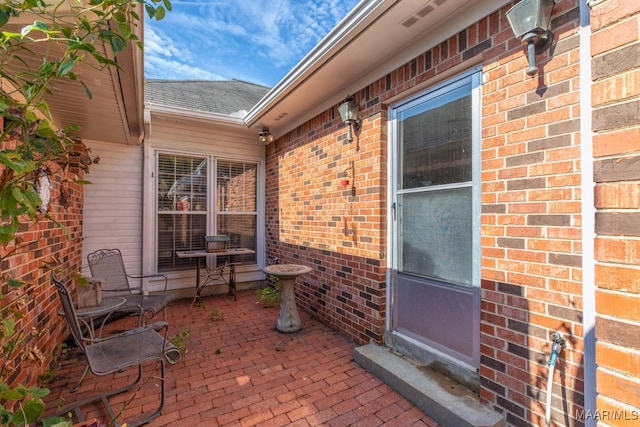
[401,1,444,29]
[401,16,419,28]
[417,5,434,17]
[274,112,288,121]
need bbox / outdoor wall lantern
[506,0,556,76]
[338,95,361,142]
[258,127,274,144]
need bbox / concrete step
[353,343,504,427]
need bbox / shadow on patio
[43,291,440,426]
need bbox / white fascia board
[243,0,386,128]
[245,0,512,134]
[145,103,246,126]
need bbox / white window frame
[142,146,265,291]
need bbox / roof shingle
[144,79,270,117]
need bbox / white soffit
[3,1,145,145]
[246,0,510,137]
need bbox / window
[216,160,257,264]
[155,154,257,272]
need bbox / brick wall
[265,108,388,344]
[480,1,585,426]
[265,1,587,425]
[591,0,640,423]
[0,141,86,388]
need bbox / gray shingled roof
[144,80,270,117]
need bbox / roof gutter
[110,4,146,145]
[145,103,247,126]
[244,0,389,128]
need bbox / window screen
[157,154,208,272]
[216,160,257,264]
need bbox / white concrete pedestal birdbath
[263,264,312,333]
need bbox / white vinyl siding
[81,140,144,284]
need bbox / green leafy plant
[256,280,281,308]
[210,308,225,321]
[0,384,50,426]
[170,327,190,357]
[0,0,171,424]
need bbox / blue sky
[144,0,360,88]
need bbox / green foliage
[170,327,190,357]
[210,308,225,321]
[256,281,281,308]
[0,1,172,425]
[41,416,72,427]
[0,384,49,426]
[0,0,171,247]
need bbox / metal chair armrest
[127,273,169,292]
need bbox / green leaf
[42,416,73,427]
[11,397,45,426]
[6,278,24,289]
[0,387,24,400]
[57,58,76,77]
[3,318,16,338]
[145,4,156,19]
[163,0,173,12]
[0,408,12,425]
[108,34,126,53]
[0,152,35,174]
[0,10,9,27]
[27,386,50,399]
[11,186,40,218]
[0,223,19,244]
[113,11,127,23]
[155,6,166,20]
[20,21,50,37]
[81,81,93,99]
[67,42,96,54]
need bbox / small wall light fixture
[258,127,274,144]
[338,95,361,142]
[506,0,555,76]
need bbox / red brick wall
[0,142,86,388]
[265,1,585,425]
[265,108,388,343]
[591,0,640,423]
[480,1,584,426]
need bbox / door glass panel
[399,187,472,285]
[398,83,471,190]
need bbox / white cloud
[144,25,225,80]
[143,0,359,84]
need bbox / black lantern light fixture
[258,127,273,144]
[338,95,361,142]
[506,0,556,76]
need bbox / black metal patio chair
[87,248,174,321]
[52,275,168,427]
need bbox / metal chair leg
[72,364,90,393]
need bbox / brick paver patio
[44,290,440,426]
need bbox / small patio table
[176,248,255,301]
[59,296,126,339]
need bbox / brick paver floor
[44,290,440,426]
